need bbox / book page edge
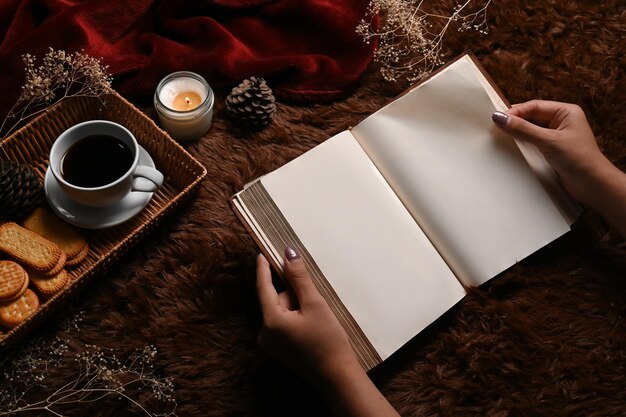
[232,182,384,371]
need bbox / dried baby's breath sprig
[0,48,113,139]
[0,342,177,416]
[357,0,492,82]
[0,312,177,416]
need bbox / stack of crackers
[0,208,89,330]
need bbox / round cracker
[0,272,28,304]
[0,289,39,328]
[0,260,28,301]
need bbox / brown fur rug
[2,0,625,415]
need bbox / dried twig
[357,0,492,82]
[0,313,177,416]
[0,48,112,139]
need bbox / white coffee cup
[49,120,164,207]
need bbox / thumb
[283,246,322,307]
[492,111,556,148]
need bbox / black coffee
[61,135,134,188]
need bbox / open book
[232,54,581,371]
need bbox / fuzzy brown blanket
[2,0,626,416]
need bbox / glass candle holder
[154,71,214,142]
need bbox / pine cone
[0,160,43,219]
[225,77,276,129]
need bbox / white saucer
[45,145,156,229]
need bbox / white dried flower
[0,312,177,416]
[357,0,492,82]
[1,48,113,139]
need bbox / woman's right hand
[493,100,626,238]
[493,100,610,207]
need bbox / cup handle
[132,165,164,193]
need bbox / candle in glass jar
[154,72,214,142]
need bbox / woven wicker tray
[0,90,207,348]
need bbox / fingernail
[492,111,508,127]
[285,246,300,261]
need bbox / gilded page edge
[234,181,383,371]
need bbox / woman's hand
[493,100,626,238]
[256,248,358,387]
[256,248,400,417]
[493,100,611,206]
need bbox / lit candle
[154,71,214,142]
[173,92,202,111]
